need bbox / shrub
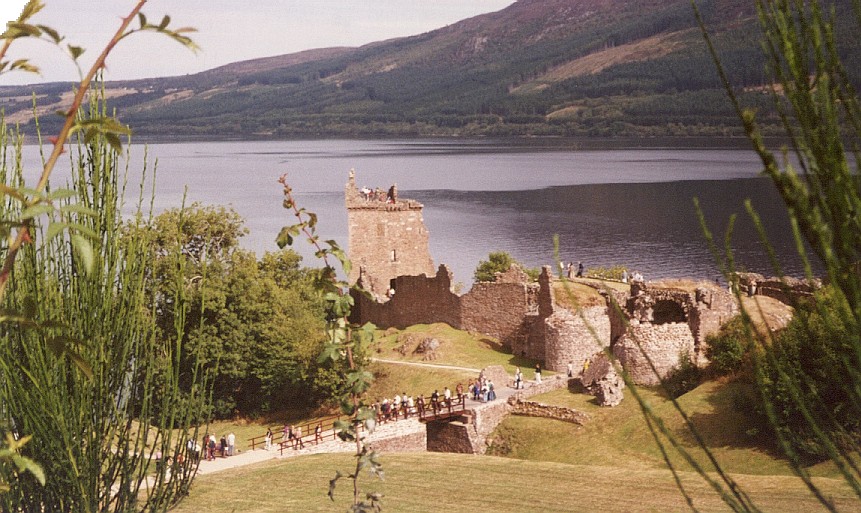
[473,251,538,282]
[753,287,861,462]
[705,316,752,376]
[584,265,628,281]
[662,351,702,399]
[474,251,514,282]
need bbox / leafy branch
[0,0,197,375]
[277,174,382,512]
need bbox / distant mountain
[1,0,858,138]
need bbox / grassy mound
[372,323,536,374]
[489,379,841,478]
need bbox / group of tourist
[267,423,324,451]
[200,432,235,461]
[563,261,585,279]
[469,375,497,402]
[374,386,466,422]
[360,184,397,203]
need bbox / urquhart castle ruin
[345,172,815,388]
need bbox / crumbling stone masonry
[609,280,737,385]
[351,264,544,351]
[735,272,821,305]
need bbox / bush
[662,351,702,398]
[753,287,861,462]
[584,265,628,281]
[705,316,752,376]
[473,251,538,282]
[474,251,514,282]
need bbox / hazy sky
[1,1,515,85]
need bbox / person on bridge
[416,395,425,416]
[443,387,452,407]
[294,425,305,449]
[431,390,440,412]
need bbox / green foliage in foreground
[754,287,861,463]
[0,104,208,511]
[691,0,861,508]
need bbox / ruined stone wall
[460,281,534,349]
[736,272,821,305]
[353,265,461,329]
[354,264,545,351]
[543,306,611,373]
[469,400,512,454]
[514,267,555,360]
[367,431,427,453]
[613,322,696,385]
[510,400,589,425]
[690,286,738,359]
[346,173,435,297]
[606,289,630,345]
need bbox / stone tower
[346,170,435,297]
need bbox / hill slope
[1,0,858,138]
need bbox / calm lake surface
[21,139,813,286]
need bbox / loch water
[21,138,814,286]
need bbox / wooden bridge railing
[249,393,472,454]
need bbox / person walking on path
[265,428,272,450]
[227,432,235,456]
[534,363,542,384]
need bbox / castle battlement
[346,170,435,297]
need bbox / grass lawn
[373,323,537,374]
[170,452,859,513]
[491,379,842,479]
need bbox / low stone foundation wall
[510,400,589,425]
[736,272,821,305]
[367,431,427,453]
[512,374,570,399]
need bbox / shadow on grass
[476,335,537,369]
[671,379,782,458]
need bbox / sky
[1,1,515,86]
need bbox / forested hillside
[2,0,858,138]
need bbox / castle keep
[346,171,435,297]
